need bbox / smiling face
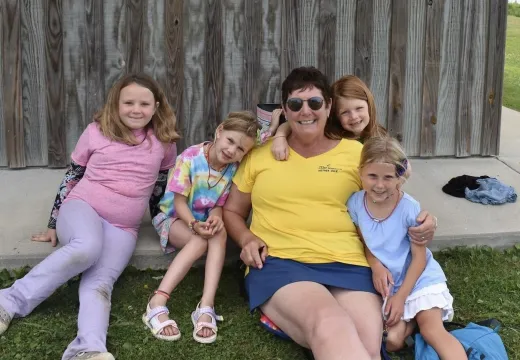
[360,162,401,204]
[336,97,370,136]
[283,86,331,140]
[213,128,256,166]
[118,83,158,130]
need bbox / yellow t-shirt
[233,138,368,266]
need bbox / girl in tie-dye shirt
[144,111,260,344]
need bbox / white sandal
[191,302,223,344]
[0,303,11,335]
[142,290,181,341]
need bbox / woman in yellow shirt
[223,67,437,360]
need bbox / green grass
[1,247,520,359]
[504,16,520,111]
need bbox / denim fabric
[465,178,517,205]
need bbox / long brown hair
[326,75,386,140]
[95,73,180,145]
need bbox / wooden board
[281,0,298,81]
[354,0,373,85]
[103,0,127,93]
[334,0,356,80]
[0,0,5,166]
[126,0,144,73]
[318,0,337,80]
[2,0,25,168]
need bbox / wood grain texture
[318,0,336,80]
[103,0,127,92]
[183,0,206,146]
[243,0,260,111]
[334,0,356,80]
[436,0,462,156]
[257,0,282,104]
[402,0,426,156]
[85,0,104,128]
[281,0,298,81]
[2,0,25,168]
[222,0,244,116]
[63,0,86,159]
[0,0,6,166]
[420,0,443,157]
[386,0,407,143]
[370,0,391,129]
[45,0,66,167]
[21,0,48,165]
[143,0,165,82]
[126,0,144,73]
[164,0,185,150]
[296,0,320,68]
[354,0,373,85]
[481,0,507,156]
[204,0,224,140]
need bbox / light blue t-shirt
[347,190,446,297]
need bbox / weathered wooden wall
[0,0,508,168]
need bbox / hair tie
[396,158,408,177]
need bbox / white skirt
[382,282,454,322]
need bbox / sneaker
[70,352,115,360]
[0,303,12,335]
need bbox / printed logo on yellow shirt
[318,164,342,173]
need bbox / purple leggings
[0,200,136,360]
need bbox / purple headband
[396,158,408,177]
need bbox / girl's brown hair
[218,111,261,141]
[360,135,410,179]
[95,73,181,145]
[326,75,386,140]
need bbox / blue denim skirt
[245,256,377,311]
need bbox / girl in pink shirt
[0,73,179,360]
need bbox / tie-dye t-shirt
[158,142,238,221]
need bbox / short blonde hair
[219,111,261,140]
[360,136,410,179]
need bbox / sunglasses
[286,97,325,112]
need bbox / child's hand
[32,228,58,247]
[371,262,394,298]
[194,221,213,239]
[384,294,405,327]
[271,136,289,161]
[206,215,224,235]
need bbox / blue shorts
[245,256,377,311]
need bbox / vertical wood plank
[257,0,282,104]
[45,0,66,167]
[481,0,507,156]
[354,0,373,85]
[164,0,185,149]
[85,0,104,126]
[143,0,165,81]
[370,0,391,128]
[420,0,443,157]
[436,0,462,155]
[103,0,127,92]
[2,0,25,168]
[281,0,298,81]
[222,0,244,117]
[126,0,145,74]
[402,0,426,156]
[183,0,206,146]
[0,0,6,166]
[318,0,337,80]
[203,0,224,139]
[334,0,356,79]
[63,0,87,159]
[297,0,320,68]
[21,0,48,165]
[243,0,260,111]
[386,0,407,143]
[456,0,477,157]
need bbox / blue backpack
[395,319,508,359]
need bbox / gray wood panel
[318,0,337,80]
[436,0,462,156]
[2,0,24,168]
[126,0,145,74]
[334,0,356,80]
[183,0,206,146]
[45,0,66,167]
[420,0,443,157]
[143,0,165,82]
[281,0,298,81]
[370,0,391,129]
[354,0,373,85]
[297,0,320,68]
[103,0,127,93]
[85,0,104,130]
[482,0,507,156]
[403,0,426,156]
[21,0,48,166]
[0,0,5,166]
[164,0,185,150]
